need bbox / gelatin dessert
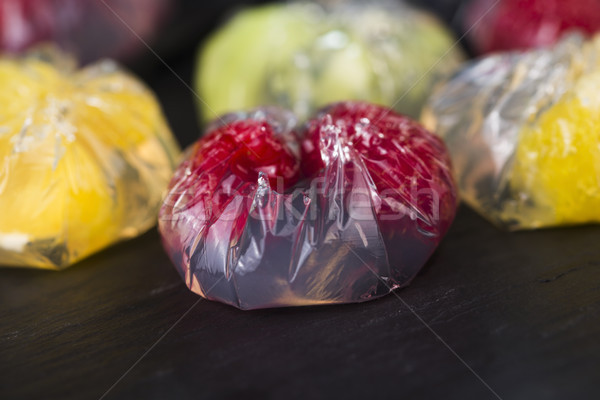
[196,1,464,122]
[0,47,180,269]
[464,0,600,54]
[423,34,600,230]
[0,0,169,63]
[159,102,457,310]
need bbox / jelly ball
[159,102,457,310]
[0,0,169,63]
[464,0,600,54]
[422,33,600,230]
[195,1,464,122]
[0,47,180,269]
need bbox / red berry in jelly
[159,103,457,310]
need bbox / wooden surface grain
[1,1,599,399]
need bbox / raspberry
[302,102,457,235]
[168,115,300,219]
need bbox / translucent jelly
[159,102,457,310]
[0,0,169,63]
[423,34,600,230]
[465,0,600,55]
[196,1,463,122]
[0,48,180,269]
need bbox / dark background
[2,1,599,399]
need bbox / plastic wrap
[0,47,181,269]
[195,0,464,122]
[464,0,600,55]
[422,34,600,230]
[159,102,457,310]
[0,0,170,63]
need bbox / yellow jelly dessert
[507,72,600,228]
[0,48,180,269]
[423,33,600,230]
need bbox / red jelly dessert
[159,102,457,310]
[0,0,169,63]
[465,0,600,54]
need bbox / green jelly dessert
[196,1,464,122]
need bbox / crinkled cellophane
[159,104,457,310]
[196,0,464,122]
[0,48,180,269]
[423,34,600,230]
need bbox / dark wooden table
[1,1,599,399]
